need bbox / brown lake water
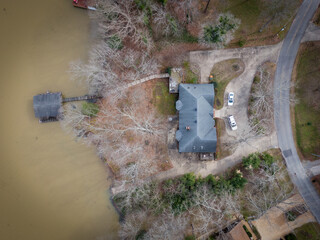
[0,0,119,239]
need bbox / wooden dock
[63,95,101,103]
[33,91,101,123]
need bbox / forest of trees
[114,152,298,239]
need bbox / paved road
[274,0,320,223]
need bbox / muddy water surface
[0,0,119,239]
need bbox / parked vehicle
[228,92,234,106]
[228,115,237,130]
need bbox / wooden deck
[63,95,101,103]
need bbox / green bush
[134,0,149,10]
[180,173,197,190]
[185,235,196,240]
[261,153,275,167]
[167,15,179,35]
[81,102,99,117]
[229,172,247,190]
[134,0,152,28]
[285,233,297,240]
[203,25,222,43]
[251,224,261,239]
[238,39,246,47]
[243,225,252,238]
[211,81,219,88]
[107,35,123,49]
[202,15,237,44]
[242,153,261,169]
[180,30,198,43]
[286,211,297,222]
[135,229,147,240]
[219,15,236,33]
[253,76,260,83]
[157,0,168,5]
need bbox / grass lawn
[210,58,244,109]
[214,0,301,46]
[153,81,178,115]
[215,118,231,160]
[294,42,320,160]
[293,222,320,240]
[183,62,198,84]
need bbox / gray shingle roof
[33,92,62,120]
[176,84,217,153]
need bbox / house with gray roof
[175,84,217,153]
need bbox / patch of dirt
[154,43,208,68]
[210,58,245,82]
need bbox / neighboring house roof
[227,221,254,240]
[176,84,217,153]
[33,92,62,120]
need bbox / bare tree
[245,162,296,219]
[151,4,182,37]
[119,211,146,240]
[250,68,274,121]
[119,49,159,82]
[119,157,157,186]
[145,210,188,240]
[93,103,165,139]
[173,0,200,24]
[70,42,159,98]
[260,0,299,32]
[249,64,298,136]
[189,186,229,235]
[90,0,152,49]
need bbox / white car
[228,92,234,106]
[228,115,237,131]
